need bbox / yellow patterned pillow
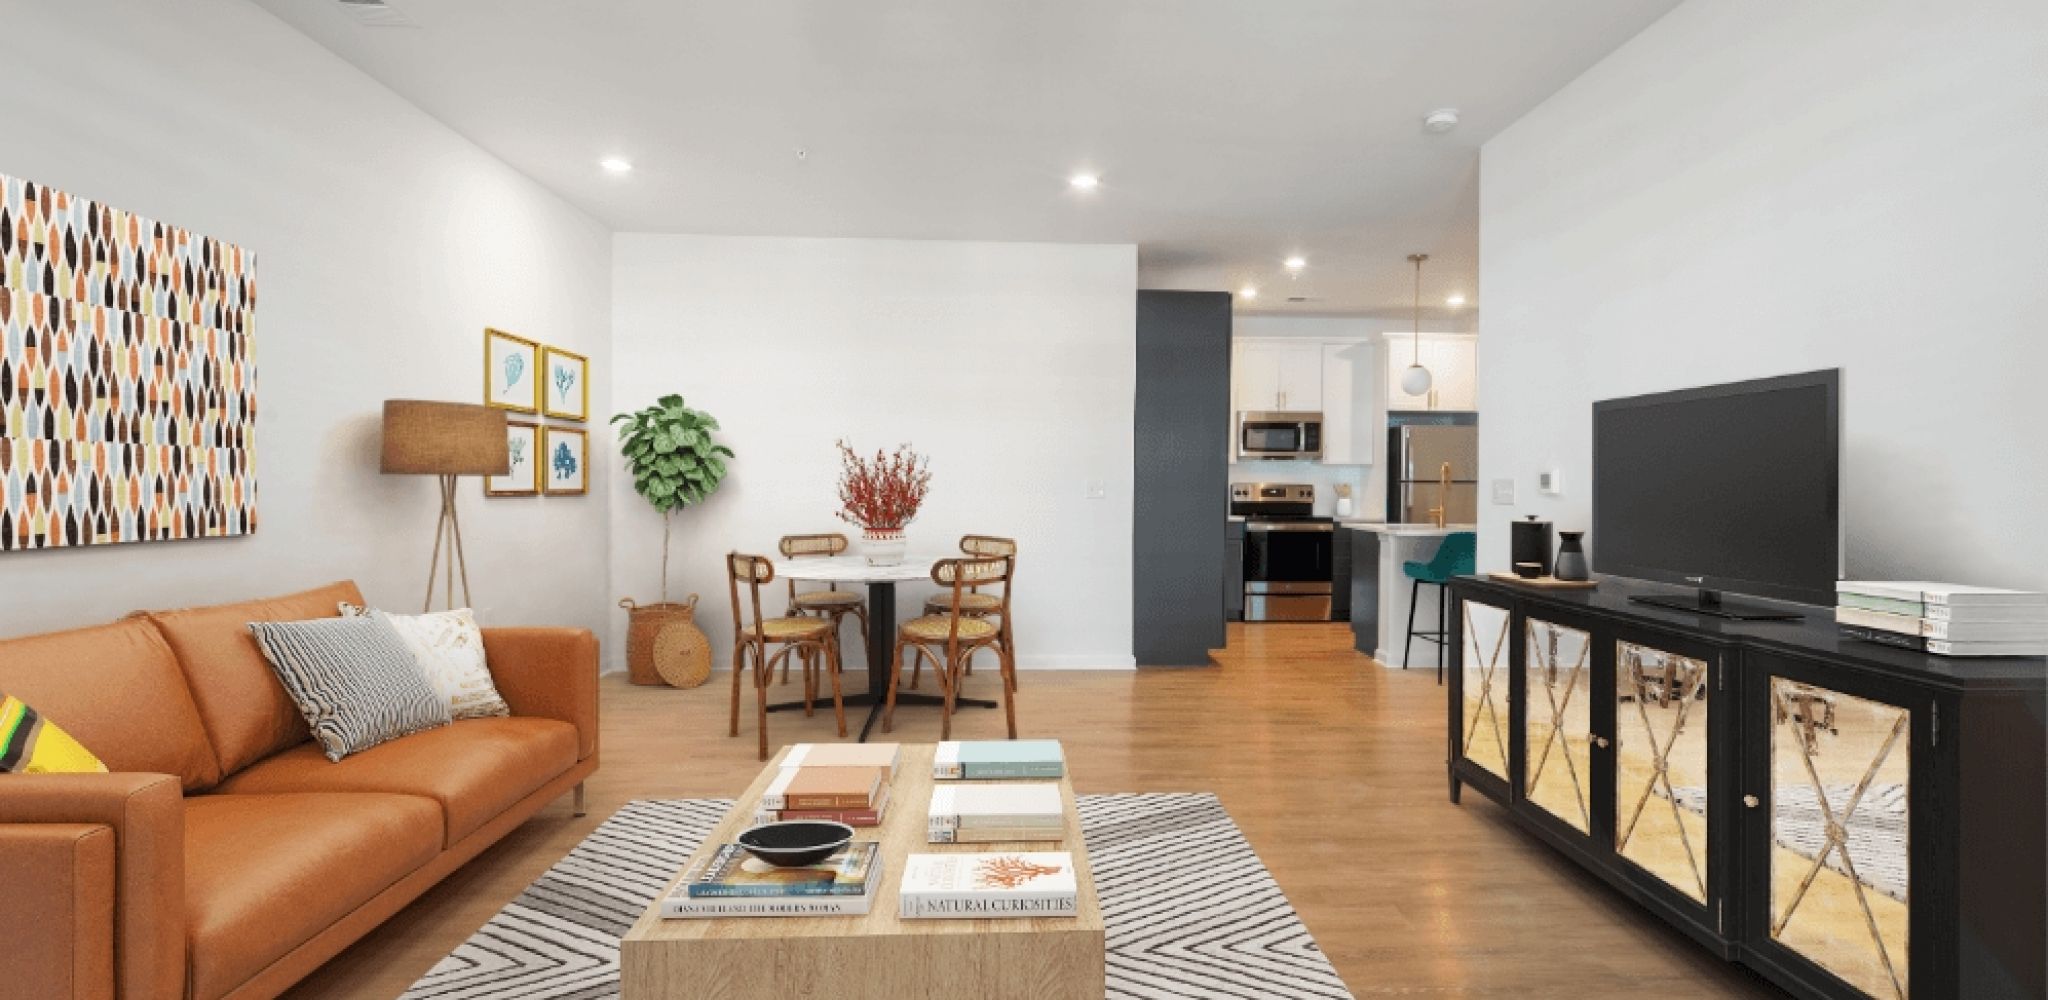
[0,694,108,774]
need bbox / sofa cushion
[246,616,452,761]
[0,619,219,790]
[142,581,365,778]
[212,717,577,846]
[1,694,108,774]
[183,792,441,1000]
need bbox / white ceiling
[252,0,1677,316]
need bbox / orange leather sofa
[0,581,600,1000]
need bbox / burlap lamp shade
[380,400,510,476]
[380,400,510,611]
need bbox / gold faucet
[1428,461,1451,528]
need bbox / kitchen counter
[1334,523,1471,669]
[1335,519,1475,536]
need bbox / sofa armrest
[484,627,600,761]
[0,823,116,1000]
[0,773,184,1000]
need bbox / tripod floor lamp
[380,400,509,612]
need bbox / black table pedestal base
[758,578,1000,742]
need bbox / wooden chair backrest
[779,533,848,558]
[925,556,1012,647]
[960,534,1017,558]
[726,552,775,640]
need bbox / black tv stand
[1627,587,1804,621]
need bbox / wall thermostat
[1537,469,1563,496]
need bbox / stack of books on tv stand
[1836,581,2048,656]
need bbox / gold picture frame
[485,420,542,498]
[541,425,589,496]
[540,345,590,421]
[484,328,541,413]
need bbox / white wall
[1478,0,2048,591]
[610,235,1137,670]
[0,0,613,637]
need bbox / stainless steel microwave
[1236,411,1323,461]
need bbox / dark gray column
[1133,290,1231,666]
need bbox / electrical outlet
[1491,478,1516,505]
[1085,479,1107,499]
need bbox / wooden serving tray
[1487,571,1598,590]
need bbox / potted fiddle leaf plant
[613,394,733,687]
[835,439,932,565]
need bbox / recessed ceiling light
[1068,173,1100,191]
[1239,285,1258,301]
[1446,293,1467,307]
[1423,109,1461,132]
[600,156,634,175]
[1284,256,1307,270]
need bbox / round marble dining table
[765,556,997,740]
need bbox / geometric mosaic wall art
[1,173,257,550]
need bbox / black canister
[1511,515,1554,576]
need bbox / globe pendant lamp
[1400,253,1434,397]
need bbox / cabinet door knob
[1592,736,1610,749]
[1743,794,1760,809]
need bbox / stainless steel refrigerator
[1387,425,1478,524]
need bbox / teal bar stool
[1403,531,1477,684]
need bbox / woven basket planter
[619,596,711,688]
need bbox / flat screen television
[1592,369,1841,618]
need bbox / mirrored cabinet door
[1613,641,1711,904]
[1458,599,1512,781]
[1767,678,1912,1000]
[1523,618,1593,833]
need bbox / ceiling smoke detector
[335,0,418,27]
[1423,108,1461,132]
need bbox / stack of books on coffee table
[661,842,883,918]
[932,739,1065,780]
[751,743,900,826]
[927,783,1065,844]
[1836,581,2048,656]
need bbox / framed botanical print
[542,426,588,496]
[485,420,541,497]
[541,345,589,421]
[484,328,540,413]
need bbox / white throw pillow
[340,603,512,720]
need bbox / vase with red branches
[835,440,931,565]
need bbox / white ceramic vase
[860,528,907,566]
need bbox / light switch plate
[1085,479,1107,499]
[1538,469,1562,496]
[1491,478,1516,505]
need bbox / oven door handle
[1245,523,1335,533]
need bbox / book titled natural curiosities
[898,852,1079,919]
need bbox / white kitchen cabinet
[1233,341,1323,412]
[1383,333,1477,412]
[1318,341,1376,465]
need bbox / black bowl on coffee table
[736,820,855,867]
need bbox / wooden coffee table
[620,744,1105,1000]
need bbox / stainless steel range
[1231,482,1335,622]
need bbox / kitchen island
[1336,520,1475,670]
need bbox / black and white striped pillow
[248,615,453,762]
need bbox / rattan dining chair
[777,532,870,686]
[913,534,1017,689]
[727,552,845,760]
[885,555,1017,740]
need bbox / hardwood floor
[286,623,1777,999]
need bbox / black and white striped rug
[404,793,1352,1000]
